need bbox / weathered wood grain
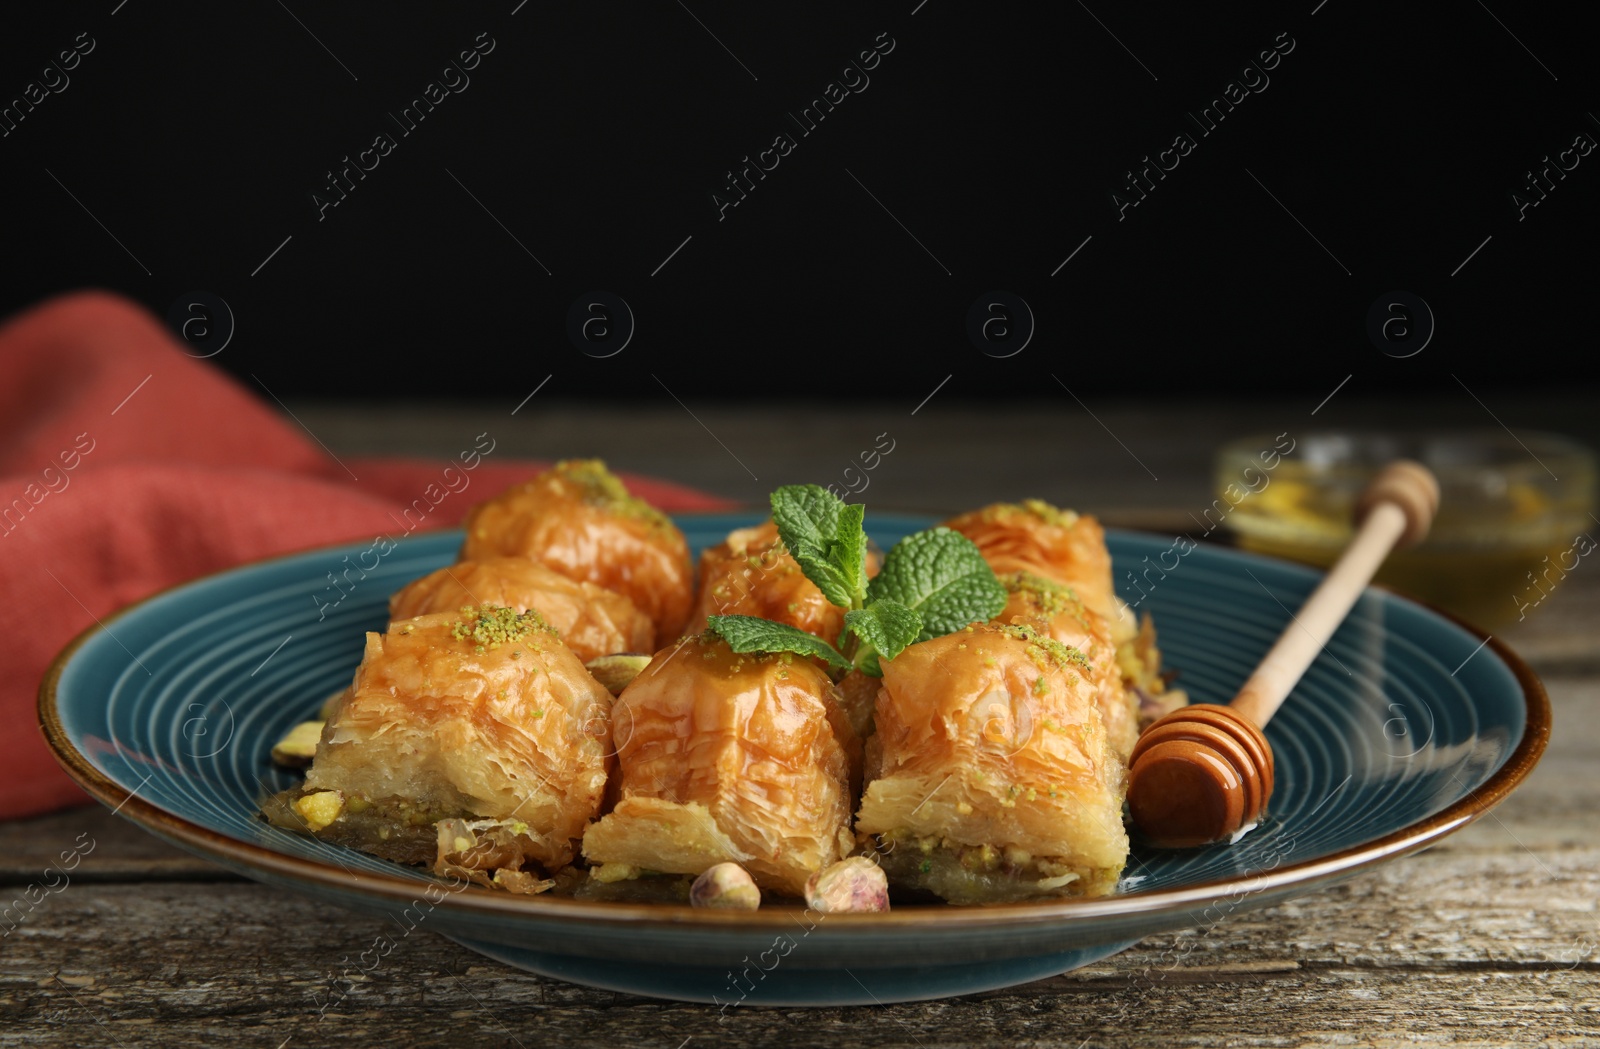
[2,865,1596,1049]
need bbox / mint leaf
[867,527,1008,640]
[831,502,870,605]
[792,547,854,608]
[790,502,864,609]
[844,599,922,665]
[771,485,868,610]
[706,614,851,672]
[771,484,845,556]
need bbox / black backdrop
[0,2,1593,401]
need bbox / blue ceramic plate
[40,514,1548,1006]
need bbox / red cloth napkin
[0,291,733,821]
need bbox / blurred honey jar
[1216,431,1597,629]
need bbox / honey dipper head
[1127,704,1275,849]
[1356,459,1440,549]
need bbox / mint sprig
[867,527,1009,640]
[843,600,921,662]
[842,598,922,674]
[771,486,868,610]
[705,486,1005,676]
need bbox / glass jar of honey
[1216,431,1597,629]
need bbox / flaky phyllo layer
[996,572,1139,761]
[854,622,1129,901]
[458,459,694,640]
[389,555,655,662]
[684,520,848,641]
[944,502,1114,623]
[270,607,615,889]
[947,500,1185,736]
[581,633,858,897]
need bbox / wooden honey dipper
[1127,459,1441,848]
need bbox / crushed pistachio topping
[972,499,1079,530]
[449,605,553,650]
[554,459,674,532]
[1018,499,1080,529]
[1001,572,1087,621]
[554,458,630,502]
[994,622,1090,673]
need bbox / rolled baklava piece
[684,521,848,640]
[390,556,654,662]
[265,606,614,892]
[996,572,1138,761]
[686,520,883,745]
[581,633,858,898]
[944,500,1118,624]
[460,459,694,640]
[854,622,1129,903]
[946,499,1186,733]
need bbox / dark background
[0,1,1592,403]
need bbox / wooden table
[6,400,1596,1047]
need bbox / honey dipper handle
[1230,460,1440,728]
